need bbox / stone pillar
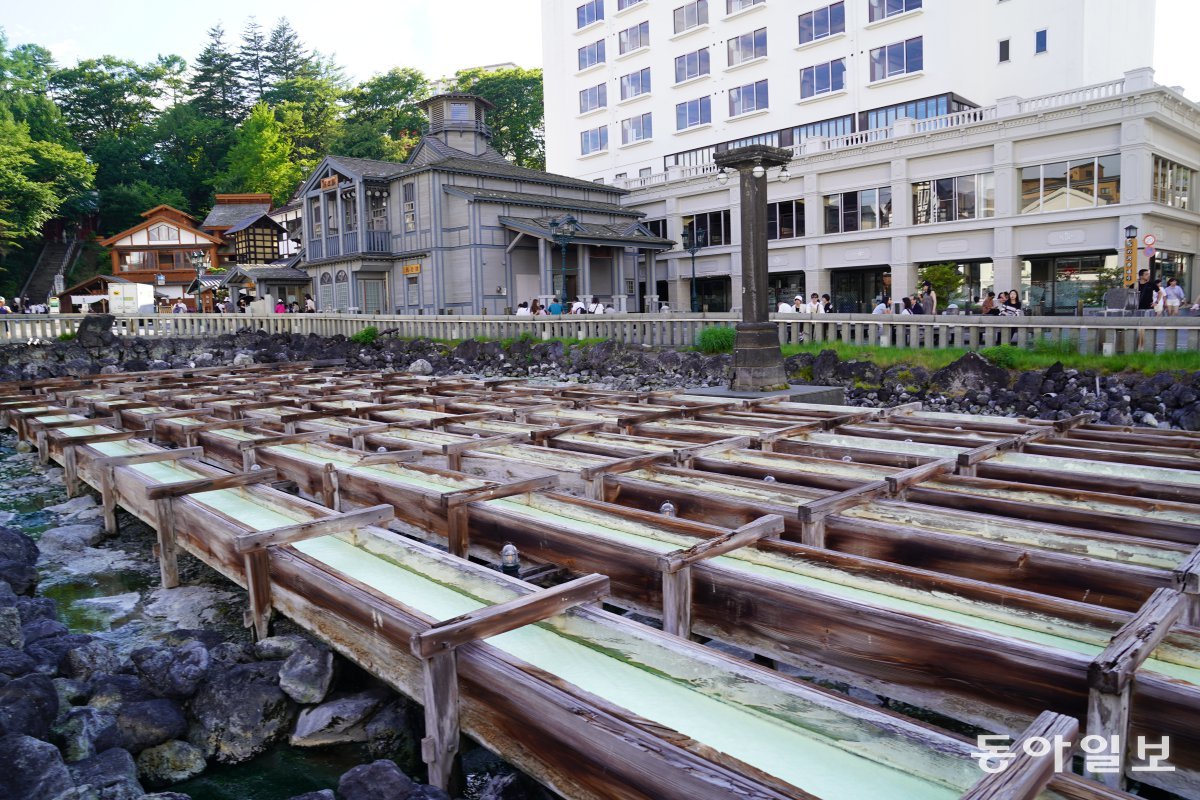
[715,145,792,391]
[645,250,659,312]
[993,256,1023,297]
[538,237,550,296]
[804,267,831,298]
[889,262,917,310]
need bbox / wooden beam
[441,475,560,558]
[51,429,139,447]
[1086,588,1186,789]
[232,504,394,553]
[529,421,607,444]
[243,549,272,640]
[355,449,423,466]
[411,573,610,659]
[884,458,957,497]
[442,432,531,472]
[672,436,754,466]
[153,497,180,589]
[418,650,462,794]
[796,480,888,547]
[657,515,785,638]
[95,447,205,469]
[146,468,279,500]
[960,710,1079,800]
[658,515,786,575]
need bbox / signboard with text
[402,264,422,276]
[1123,237,1137,285]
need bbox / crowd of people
[514,298,615,315]
[0,296,43,314]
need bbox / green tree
[334,67,429,160]
[238,17,268,103]
[189,25,245,122]
[264,18,315,85]
[99,180,188,236]
[0,109,94,252]
[917,263,967,308]
[218,102,301,205]
[148,103,236,212]
[50,55,163,151]
[155,54,189,105]
[266,54,346,177]
[0,32,70,145]
[453,66,544,168]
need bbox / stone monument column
[714,145,792,391]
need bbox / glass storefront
[695,276,732,311]
[1025,253,1117,315]
[768,271,805,309]
[831,267,890,313]
[1156,250,1193,300]
[916,260,995,312]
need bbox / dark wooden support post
[656,515,784,637]
[320,462,340,510]
[1173,545,1200,628]
[153,497,181,589]
[410,574,610,794]
[1086,588,1186,788]
[884,458,957,500]
[959,711,1079,800]
[440,475,559,558]
[62,445,80,497]
[797,480,888,547]
[242,549,272,640]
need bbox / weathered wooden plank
[356,449,423,466]
[95,447,204,469]
[440,475,560,510]
[153,497,180,589]
[885,458,958,496]
[411,574,610,659]
[960,710,1079,800]
[658,514,785,574]
[1089,588,1186,695]
[243,548,272,640]
[233,504,394,553]
[146,468,279,500]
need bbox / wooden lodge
[4,366,1200,800]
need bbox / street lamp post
[682,227,704,313]
[190,251,207,312]
[548,214,580,308]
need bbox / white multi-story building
[543,0,1200,315]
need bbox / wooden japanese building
[97,206,221,308]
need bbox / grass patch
[349,326,379,345]
[780,339,1200,376]
[696,326,736,354]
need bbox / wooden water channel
[4,364,1199,800]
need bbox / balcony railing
[307,239,323,260]
[344,232,360,255]
[365,230,391,253]
[326,236,341,258]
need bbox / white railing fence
[6,312,1199,356]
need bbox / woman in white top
[806,293,824,314]
[1164,277,1185,316]
[588,300,605,314]
[872,296,891,314]
[514,302,532,316]
[899,297,914,315]
[777,299,795,314]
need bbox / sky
[0,0,1196,97]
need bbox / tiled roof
[222,265,311,284]
[327,155,414,180]
[202,203,271,229]
[225,213,284,236]
[444,186,641,216]
[434,156,624,194]
[498,216,674,249]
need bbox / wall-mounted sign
[1123,239,1137,285]
[402,264,422,276]
[319,176,339,190]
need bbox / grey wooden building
[298,94,673,314]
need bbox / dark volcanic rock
[929,352,1011,395]
[52,705,119,762]
[337,759,415,800]
[279,641,334,705]
[135,739,207,789]
[131,640,210,700]
[0,733,74,799]
[61,639,121,682]
[0,526,38,569]
[75,314,118,348]
[113,699,188,754]
[0,672,58,737]
[188,661,295,764]
[69,746,144,800]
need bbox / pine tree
[264,18,312,85]
[238,17,267,103]
[189,25,245,122]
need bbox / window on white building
[578,40,606,70]
[729,79,768,116]
[798,2,844,45]
[726,0,764,13]
[580,125,609,155]
[621,112,653,144]
[617,0,644,8]
[998,39,1010,63]
[1020,155,1120,213]
[577,0,604,28]
[727,27,767,65]
[1035,29,1048,53]
[619,21,650,54]
[673,0,708,33]
[676,96,712,129]
[1153,156,1193,210]
[620,67,652,99]
[824,187,892,233]
[800,58,845,98]
[579,83,608,113]
[869,36,922,81]
[867,0,921,22]
[674,48,710,82]
[767,199,805,239]
[912,173,996,223]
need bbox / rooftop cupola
[419,94,496,156]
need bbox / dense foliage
[696,326,737,354]
[0,19,544,271]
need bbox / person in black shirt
[1133,269,1154,313]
